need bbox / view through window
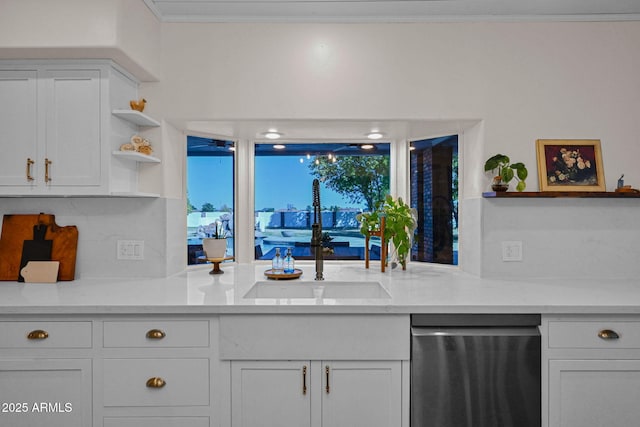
[254,143,390,261]
[410,135,458,265]
[186,136,235,265]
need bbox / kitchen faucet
[311,179,324,281]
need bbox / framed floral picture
[536,139,605,191]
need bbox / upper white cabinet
[0,60,159,197]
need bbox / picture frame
[536,139,605,192]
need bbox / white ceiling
[144,0,640,23]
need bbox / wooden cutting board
[0,214,78,281]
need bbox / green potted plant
[484,154,528,192]
[357,195,417,270]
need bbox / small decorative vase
[202,238,227,259]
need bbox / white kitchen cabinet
[0,69,38,186]
[0,359,92,427]
[0,60,159,197]
[231,361,312,427]
[231,360,402,427]
[99,316,214,427]
[0,319,93,427]
[543,315,640,427]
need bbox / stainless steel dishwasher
[411,314,541,427]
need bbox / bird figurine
[129,98,147,112]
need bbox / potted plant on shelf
[484,154,528,192]
[357,195,417,270]
[201,220,228,259]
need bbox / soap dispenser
[283,247,295,274]
[271,247,283,274]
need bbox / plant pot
[202,238,227,259]
[491,183,509,192]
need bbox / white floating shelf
[112,150,161,163]
[112,109,161,127]
[110,192,160,198]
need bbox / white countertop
[0,261,639,315]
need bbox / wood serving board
[0,214,78,281]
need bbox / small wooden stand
[365,216,387,272]
[206,256,234,274]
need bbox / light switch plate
[117,240,144,260]
[501,241,523,262]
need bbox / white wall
[147,21,640,279]
[1,2,639,279]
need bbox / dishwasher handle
[411,326,540,337]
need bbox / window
[186,136,235,265]
[254,143,390,261]
[410,135,458,265]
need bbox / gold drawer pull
[26,158,35,181]
[146,329,166,339]
[146,377,166,388]
[27,330,49,340]
[325,365,330,394]
[44,158,52,183]
[598,329,620,340]
[302,365,307,395]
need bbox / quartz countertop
[0,261,638,315]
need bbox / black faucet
[311,179,324,281]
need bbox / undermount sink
[243,281,391,299]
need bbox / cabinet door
[321,361,402,427]
[0,70,38,186]
[0,359,91,427]
[43,68,102,188]
[548,359,640,427]
[231,361,311,427]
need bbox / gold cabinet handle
[27,329,49,340]
[44,158,52,183]
[302,365,307,395]
[598,329,620,340]
[26,158,34,181]
[146,377,166,388]
[325,365,330,394]
[146,329,166,339]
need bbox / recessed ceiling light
[366,131,384,140]
[263,131,283,140]
[360,144,375,150]
[273,144,286,150]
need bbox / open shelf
[112,109,160,127]
[112,151,160,163]
[483,191,640,198]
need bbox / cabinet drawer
[103,358,209,407]
[548,320,640,349]
[104,417,209,427]
[0,321,92,348]
[103,320,209,348]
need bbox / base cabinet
[548,359,640,427]
[231,360,402,427]
[543,315,640,427]
[0,359,92,427]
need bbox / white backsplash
[0,197,185,279]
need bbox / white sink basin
[243,281,391,299]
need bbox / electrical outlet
[117,240,144,260]
[501,241,523,262]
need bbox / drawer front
[103,320,209,348]
[104,417,209,427]
[103,358,209,407]
[548,321,640,349]
[0,321,92,348]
